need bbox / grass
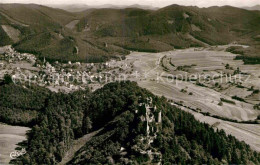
[0,123,30,164]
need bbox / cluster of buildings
[2,46,36,63]
[0,46,134,92]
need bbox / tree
[225,64,230,69]
[84,117,92,134]
[3,74,13,84]
[218,101,223,106]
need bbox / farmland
[0,123,30,164]
[125,46,260,151]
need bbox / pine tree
[84,117,92,134]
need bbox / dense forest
[1,80,259,164]
[70,82,260,164]
[14,90,90,164]
[0,77,50,126]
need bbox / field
[181,106,260,152]
[125,46,260,151]
[65,20,80,30]
[0,123,30,164]
[1,25,21,42]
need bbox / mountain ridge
[46,4,158,12]
[0,3,259,63]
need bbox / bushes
[235,56,260,65]
[3,74,13,84]
[226,46,244,55]
[218,101,223,106]
[220,98,236,105]
[254,104,260,110]
[232,96,247,103]
[227,46,260,65]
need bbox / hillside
[0,82,50,126]
[201,6,260,64]
[69,82,260,164]
[75,5,260,61]
[0,4,80,62]
[7,81,260,164]
[0,4,260,63]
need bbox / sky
[0,0,259,8]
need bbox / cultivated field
[0,123,30,164]
[125,46,260,151]
[180,106,260,152]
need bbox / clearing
[65,20,80,30]
[0,123,30,164]
[58,129,102,165]
[1,25,20,42]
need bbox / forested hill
[0,4,79,62]
[69,82,260,164]
[2,81,259,164]
[1,4,260,63]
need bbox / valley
[0,2,260,164]
[1,44,259,154]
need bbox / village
[0,45,136,92]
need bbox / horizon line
[0,2,259,9]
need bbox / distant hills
[46,4,90,12]
[47,4,159,12]
[0,3,260,63]
[243,5,260,11]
